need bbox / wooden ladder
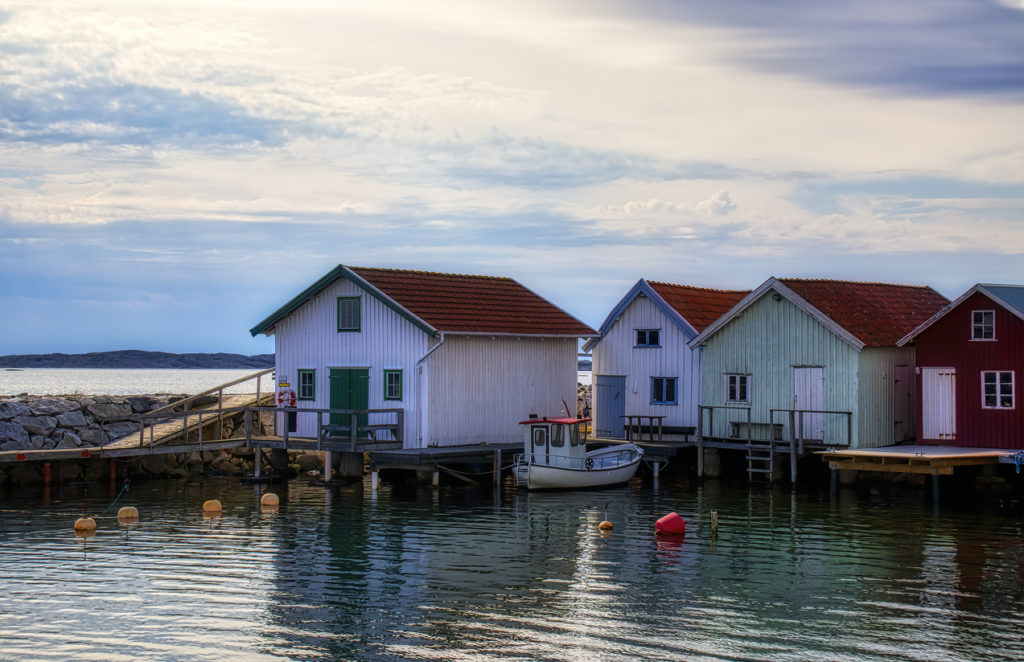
[746,440,776,481]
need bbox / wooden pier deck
[819,445,1019,475]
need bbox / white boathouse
[249,265,596,448]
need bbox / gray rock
[30,435,46,449]
[13,415,56,436]
[56,410,88,427]
[127,397,154,413]
[0,421,29,445]
[56,431,81,448]
[139,454,168,475]
[87,402,132,420]
[31,398,76,416]
[1,438,31,451]
[104,422,139,440]
[0,401,30,420]
[79,428,108,446]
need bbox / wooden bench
[624,424,696,442]
[730,421,783,442]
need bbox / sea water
[0,368,269,396]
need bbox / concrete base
[703,449,721,478]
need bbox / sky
[1,0,1022,355]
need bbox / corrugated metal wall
[273,278,429,444]
[591,294,700,429]
[699,292,863,446]
[857,347,917,448]
[424,335,577,446]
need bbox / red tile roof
[350,266,596,336]
[647,281,749,332]
[779,279,949,347]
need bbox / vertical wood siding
[857,346,917,448]
[590,295,700,429]
[423,335,577,446]
[914,291,1023,448]
[699,292,864,447]
[273,278,429,444]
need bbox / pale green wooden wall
[698,291,861,447]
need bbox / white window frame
[971,309,995,341]
[725,374,750,404]
[981,370,1014,409]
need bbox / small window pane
[297,370,315,400]
[338,297,360,331]
[384,370,402,400]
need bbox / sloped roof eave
[897,283,1024,346]
[583,279,698,352]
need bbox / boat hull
[521,446,643,490]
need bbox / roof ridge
[778,277,935,290]
[647,280,749,293]
[348,265,514,281]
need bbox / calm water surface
[0,369,270,396]
[1,477,1022,661]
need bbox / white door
[922,368,956,441]
[794,367,825,441]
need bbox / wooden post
[371,469,379,491]
[830,465,837,494]
[432,469,440,487]
[396,409,404,445]
[711,510,719,534]
[697,407,705,478]
[932,469,940,504]
[254,449,262,479]
[653,461,660,481]
[324,450,333,482]
[493,448,501,487]
[43,462,51,486]
[349,412,357,452]
[244,408,252,445]
[216,387,224,440]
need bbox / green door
[329,368,370,437]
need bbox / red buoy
[655,512,686,535]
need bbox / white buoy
[117,506,139,521]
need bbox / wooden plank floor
[104,393,269,451]
[820,445,1018,475]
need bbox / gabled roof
[897,283,1024,346]
[582,279,748,351]
[689,277,949,351]
[250,265,597,338]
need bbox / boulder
[127,397,155,413]
[30,435,46,449]
[56,410,88,428]
[31,398,77,415]
[79,428,108,446]
[104,422,139,440]
[0,401,30,420]
[14,415,57,436]
[296,453,321,472]
[86,402,133,420]
[139,454,168,475]
[56,431,82,448]
[1,438,31,451]
[0,421,29,445]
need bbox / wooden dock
[819,445,1017,476]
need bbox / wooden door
[329,368,370,436]
[595,375,625,438]
[922,368,956,441]
[794,367,825,441]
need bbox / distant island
[0,350,275,369]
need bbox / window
[635,329,661,347]
[982,371,1014,409]
[384,370,403,400]
[726,374,749,403]
[550,424,564,447]
[651,377,677,405]
[972,310,995,340]
[337,296,361,332]
[297,369,315,400]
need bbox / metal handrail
[514,447,641,471]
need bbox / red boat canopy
[518,417,590,425]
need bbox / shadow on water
[1,475,1023,660]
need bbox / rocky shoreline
[0,394,319,486]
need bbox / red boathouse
[898,284,1024,448]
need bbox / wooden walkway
[820,445,1019,476]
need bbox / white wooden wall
[272,278,428,444]
[590,294,701,428]
[422,335,577,446]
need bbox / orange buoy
[598,520,613,530]
[655,512,686,536]
[202,499,222,514]
[73,517,96,532]
[117,506,139,521]
[260,493,280,508]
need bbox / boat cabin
[519,416,589,468]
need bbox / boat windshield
[551,424,564,447]
[569,423,579,447]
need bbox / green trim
[297,369,315,400]
[337,296,361,332]
[249,265,437,337]
[384,369,403,401]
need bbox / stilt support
[43,462,51,486]
[493,449,501,487]
[371,469,379,491]
[254,449,262,479]
[109,459,117,486]
[432,469,440,488]
[932,470,940,504]
[830,467,837,495]
[324,450,333,482]
[652,461,661,480]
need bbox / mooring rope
[100,478,131,515]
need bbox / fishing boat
[513,415,643,490]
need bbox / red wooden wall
[914,291,1024,448]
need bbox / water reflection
[0,477,1023,660]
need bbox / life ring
[585,457,594,470]
[276,388,296,407]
